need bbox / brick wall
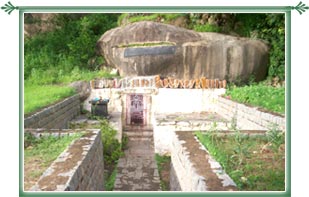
[216,97,286,131]
[24,95,80,129]
[29,129,104,191]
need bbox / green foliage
[24,84,76,115]
[98,118,123,165]
[193,24,221,32]
[231,128,250,167]
[225,83,285,114]
[234,14,285,80]
[129,13,161,23]
[207,121,219,144]
[25,13,285,85]
[24,13,119,84]
[266,123,285,152]
[117,13,129,26]
[105,167,117,191]
[120,13,187,24]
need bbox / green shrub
[193,24,221,32]
[234,14,285,80]
[98,118,123,165]
[24,13,119,83]
[266,123,285,152]
[225,83,285,114]
[118,13,187,25]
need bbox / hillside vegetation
[24,13,285,115]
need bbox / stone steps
[123,125,153,141]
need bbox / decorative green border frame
[7,1,302,196]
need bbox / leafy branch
[1,1,18,15]
[292,1,309,15]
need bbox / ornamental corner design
[292,1,309,15]
[1,1,18,15]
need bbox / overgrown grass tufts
[195,131,285,191]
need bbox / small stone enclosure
[83,76,285,191]
[24,76,285,191]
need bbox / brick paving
[113,128,161,191]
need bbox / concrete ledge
[170,131,237,191]
[109,112,123,142]
[29,129,104,191]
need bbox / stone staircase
[123,125,153,141]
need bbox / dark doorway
[129,94,145,125]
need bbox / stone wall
[29,129,104,191]
[24,95,80,129]
[153,112,230,155]
[216,96,286,131]
[84,88,225,127]
[152,88,225,114]
[169,162,181,191]
[170,131,237,191]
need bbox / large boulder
[96,21,269,82]
[69,81,91,101]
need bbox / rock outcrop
[97,21,269,82]
[69,81,91,101]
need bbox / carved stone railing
[120,76,157,89]
[90,75,226,89]
[91,76,157,89]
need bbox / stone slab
[124,46,176,57]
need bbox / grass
[195,131,285,191]
[24,133,83,190]
[225,83,285,114]
[26,66,118,86]
[24,67,118,116]
[24,83,76,115]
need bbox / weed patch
[94,117,127,190]
[195,130,285,191]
